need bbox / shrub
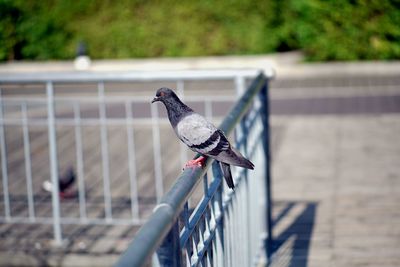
[0,0,399,61]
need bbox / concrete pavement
[266,68,400,266]
[269,114,400,267]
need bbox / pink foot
[59,190,77,199]
[184,156,206,168]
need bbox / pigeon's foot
[184,156,206,168]
[59,190,77,199]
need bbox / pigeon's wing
[175,113,221,154]
[176,113,254,170]
[212,146,254,169]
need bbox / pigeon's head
[151,87,178,104]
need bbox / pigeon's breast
[175,113,217,152]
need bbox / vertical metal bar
[176,80,184,98]
[98,82,112,221]
[234,74,246,182]
[244,176,252,265]
[233,200,239,267]
[230,84,249,265]
[259,81,273,259]
[226,207,232,267]
[203,173,209,197]
[185,238,192,266]
[204,101,213,121]
[125,101,139,220]
[46,81,62,245]
[212,161,225,265]
[242,185,250,266]
[73,102,87,221]
[177,80,188,167]
[250,168,258,265]
[183,202,190,230]
[235,75,246,97]
[150,103,163,202]
[238,195,243,267]
[239,109,252,265]
[156,220,181,267]
[234,192,240,267]
[21,102,35,221]
[0,88,11,220]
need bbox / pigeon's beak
[151,97,160,103]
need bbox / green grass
[1,0,400,61]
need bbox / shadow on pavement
[269,201,317,267]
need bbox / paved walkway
[270,114,400,267]
[268,75,400,266]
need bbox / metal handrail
[116,72,269,267]
[0,69,271,83]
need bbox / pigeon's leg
[185,156,206,168]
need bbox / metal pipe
[259,82,273,259]
[1,94,236,104]
[46,81,63,245]
[73,102,87,221]
[0,216,143,225]
[0,69,269,84]
[21,102,35,221]
[125,101,140,220]
[0,88,11,220]
[150,103,164,202]
[98,82,113,222]
[204,100,213,121]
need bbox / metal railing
[116,72,273,266]
[0,69,272,249]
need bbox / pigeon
[152,87,254,189]
[42,166,76,198]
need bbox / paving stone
[89,238,118,254]
[270,113,400,267]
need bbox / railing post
[22,102,35,221]
[212,161,225,262]
[46,81,63,245]
[98,82,113,222]
[156,219,181,267]
[259,79,273,259]
[150,102,164,203]
[73,102,88,222]
[0,88,11,221]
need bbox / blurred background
[1,0,400,266]
[1,0,400,62]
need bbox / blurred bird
[42,167,76,198]
[151,87,254,189]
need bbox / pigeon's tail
[214,147,254,170]
[220,162,235,189]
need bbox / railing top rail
[0,69,274,84]
[115,72,269,267]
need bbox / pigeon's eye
[160,92,165,97]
